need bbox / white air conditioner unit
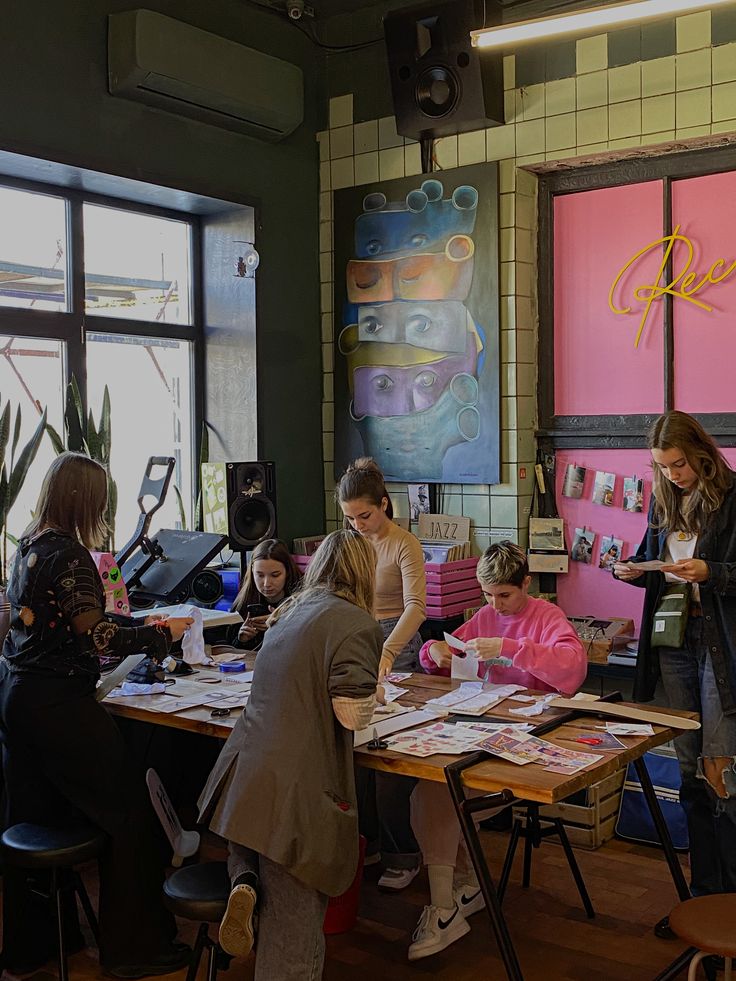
[108,9,304,142]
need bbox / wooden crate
[512,767,626,851]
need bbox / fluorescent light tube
[471,0,731,49]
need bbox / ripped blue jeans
[658,616,736,895]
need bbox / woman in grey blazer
[198,529,383,980]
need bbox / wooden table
[105,669,697,980]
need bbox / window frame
[0,172,203,515]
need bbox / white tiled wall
[318,17,736,555]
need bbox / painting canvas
[333,163,500,483]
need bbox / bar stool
[497,802,595,918]
[163,861,231,981]
[669,894,736,979]
[1,822,106,981]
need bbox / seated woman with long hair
[199,529,383,981]
[230,538,300,649]
[0,452,192,978]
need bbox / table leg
[633,756,690,901]
[445,757,524,981]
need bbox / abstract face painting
[333,164,500,484]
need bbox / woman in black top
[0,452,192,978]
[614,411,736,915]
[231,538,300,649]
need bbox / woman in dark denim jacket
[614,411,736,934]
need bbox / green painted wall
[0,0,327,545]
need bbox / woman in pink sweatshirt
[408,541,586,962]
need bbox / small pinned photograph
[599,535,624,571]
[408,483,431,522]
[529,517,565,552]
[623,476,644,513]
[592,470,616,507]
[562,464,586,499]
[571,527,595,564]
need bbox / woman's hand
[375,684,386,705]
[378,653,393,680]
[613,562,645,581]
[660,559,710,583]
[160,616,194,642]
[465,637,503,661]
[249,614,271,633]
[238,616,259,643]
[428,641,452,670]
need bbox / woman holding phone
[231,539,301,649]
[614,411,736,928]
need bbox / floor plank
[1,829,691,980]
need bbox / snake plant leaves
[65,376,85,454]
[7,408,47,514]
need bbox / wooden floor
[2,829,691,981]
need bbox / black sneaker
[219,882,258,957]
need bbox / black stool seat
[163,861,230,922]
[2,822,107,869]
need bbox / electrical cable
[243,0,383,51]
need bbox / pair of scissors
[366,727,388,751]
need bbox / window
[0,181,198,548]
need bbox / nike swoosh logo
[438,908,459,930]
[459,891,481,908]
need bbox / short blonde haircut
[271,529,376,623]
[25,452,108,549]
[476,540,528,588]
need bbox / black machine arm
[115,457,176,569]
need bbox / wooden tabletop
[105,668,697,804]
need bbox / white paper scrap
[451,647,484,682]
[354,707,447,747]
[604,722,655,736]
[508,693,556,717]
[444,632,468,652]
[380,681,408,703]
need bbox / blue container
[215,568,241,611]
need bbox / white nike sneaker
[407,904,470,961]
[454,882,485,918]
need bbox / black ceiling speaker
[384,0,504,142]
[226,461,277,551]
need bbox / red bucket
[323,835,366,935]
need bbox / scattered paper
[604,722,654,736]
[354,707,447,747]
[105,681,166,698]
[456,721,534,733]
[444,632,468,653]
[508,693,556,717]
[426,682,484,709]
[384,722,488,757]
[619,560,665,572]
[385,672,412,683]
[149,692,223,714]
[380,681,408,703]
[476,729,602,773]
[508,694,536,703]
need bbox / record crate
[511,767,626,850]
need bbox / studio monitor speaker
[384,0,504,142]
[226,461,277,551]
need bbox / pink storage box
[426,578,480,597]
[426,585,482,607]
[426,598,482,619]
[425,557,479,580]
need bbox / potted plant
[46,376,117,551]
[0,399,49,639]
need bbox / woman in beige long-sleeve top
[338,458,427,890]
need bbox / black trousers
[0,660,176,969]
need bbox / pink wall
[554,182,665,416]
[672,172,736,412]
[555,447,736,636]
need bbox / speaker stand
[420,136,435,173]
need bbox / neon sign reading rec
[608,224,736,347]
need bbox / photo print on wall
[592,470,616,506]
[562,464,586,499]
[599,535,624,571]
[332,163,500,483]
[623,475,644,513]
[571,527,595,564]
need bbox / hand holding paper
[465,637,505,661]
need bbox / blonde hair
[335,457,394,519]
[25,452,108,549]
[476,540,529,588]
[270,529,376,624]
[648,411,733,535]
